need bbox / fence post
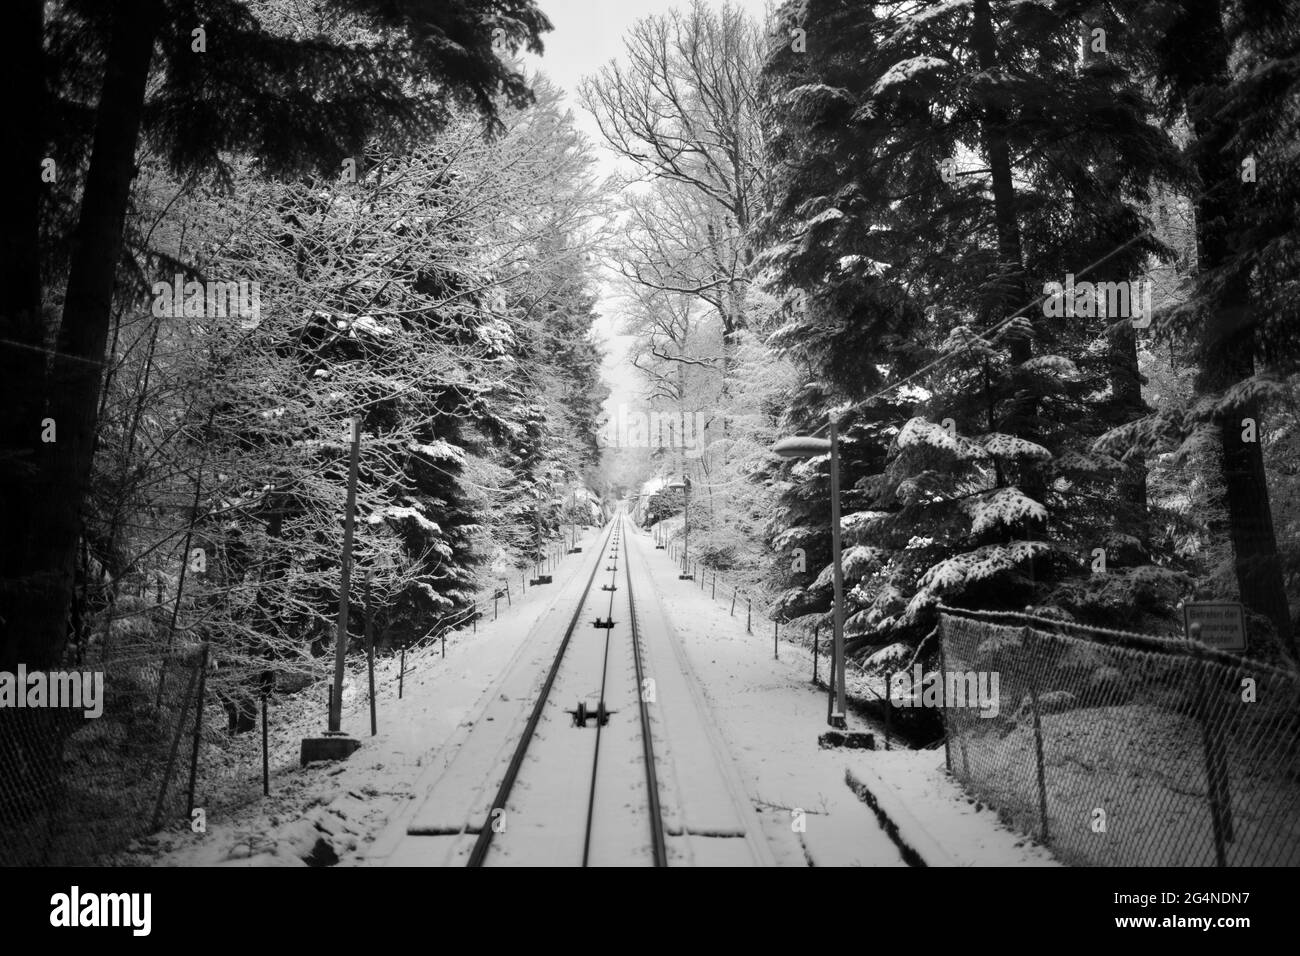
[1188,635,1232,865]
[366,579,377,737]
[826,648,836,724]
[185,643,210,817]
[746,598,752,634]
[505,582,511,606]
[151,657,201,831]
[773,620,779,660]
[712,573,716,600]
[813,624,819,684]
[1023,626,1050,845]
[399,645,406,699]
[261,692,270,795]
[495,594,499,620]
[883,669,892,751]
[730,590,736,616]
[937,617,952,774]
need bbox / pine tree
[759,0,1183,646]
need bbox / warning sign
[1182,601,1247,652]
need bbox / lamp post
[666,475,693,580]
[772,422,847,729]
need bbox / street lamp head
[772,435,833,459]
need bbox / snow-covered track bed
[622,529,775,867]
[370,515,670,866]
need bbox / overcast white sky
[528,0,770,127]
[524,0,772,425]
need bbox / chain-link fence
[0,644,208,866]
[937,607,1300,866]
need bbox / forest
[604,0,1300,676]
[0,0,1296,752]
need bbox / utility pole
[302,417,364,765]
[329,416,361,733]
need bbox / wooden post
[813,624,819,683]
[828,418,847,727]
[398,645,406,699]
[773,620,779,659]
[1024,628,1050,844]
[1188,626,1232,864]
[151,660,200,831]
[747,598,752,633]
[883,669,892,751]
[261,692,270,795]
[826,649,836,725]
[185,643,209,817]
[329,416,362,734]
[938,619,952,773]
[365,574,376,737]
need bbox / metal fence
[0,644,208,866]
[937,607,1300,866]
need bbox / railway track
[463,513,667,866]
[372,508,768,867]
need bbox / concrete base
[818,731,875,750]
[301,733,361,766]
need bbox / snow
[845,750,1059,867]
[351,315,395,338]
[118,517,1066,868]
[366,505,441,534]
[871,56,950,96]
[804,207,845,230]
[408,439,466,463]
[112,531,602,868]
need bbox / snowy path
[622,524,906,867]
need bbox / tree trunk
[1082,12,1150,541]
[4,0,160,672]
[1188,0,1296,658]
[970,0,1044,528]
[0,0,49,671]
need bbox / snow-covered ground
[119,517,1060,867]
[116,528,606,867]
[622,523,1052,866]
